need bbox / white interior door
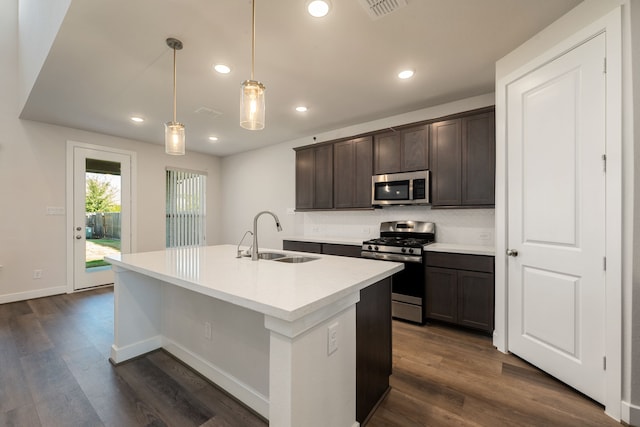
[506,33,606,403]
[72,146,131,291]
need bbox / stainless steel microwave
[372,170,430,206]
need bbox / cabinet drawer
[282,240,322,254]
[426,252,494,273]
[322,243,362,258]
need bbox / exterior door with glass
[70,144,132,291]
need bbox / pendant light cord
[172,46,177,123]
[251,0,256,81]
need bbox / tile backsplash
[294,206,495,246]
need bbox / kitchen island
[106,245,402,427]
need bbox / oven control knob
[367,245,373,250]
[374,246,379,251]
[401,248,407,253]
[408,248,414,254]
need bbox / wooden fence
[86,212,121,239]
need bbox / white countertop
[425,243,495,256]
[283,236,364,246]
[106,245,403,322]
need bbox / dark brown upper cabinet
[430,109,495,207]
[295,144,333,210]
[334,136,373,209]
[373,125,429,175]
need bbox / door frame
[66,140,137,293]
[495,8,622,420]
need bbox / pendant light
[165,37,185,155]
[240,0,265,130]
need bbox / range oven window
[374,180,409,201]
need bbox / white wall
[220,93,496,250]
[0,0,222,303]
[495,0,638,423]
[17,0,72,110]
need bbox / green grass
[86,259,111,269]
[88,238,121,251]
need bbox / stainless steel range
[361,221,435,323]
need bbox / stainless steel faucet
[252,211,282,260]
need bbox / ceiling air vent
[194,107,222,118]
[358,0,408,20]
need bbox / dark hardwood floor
[368,320,619,427]
[0,287,619,426]
[0,287,267,427]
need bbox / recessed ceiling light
[296,106,308,112]
[130,116,144,123]
[307,0,330,17]
[214,64,231,74]
[398,70,415,79]
[208,136,219,142]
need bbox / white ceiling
[20,0,582,157]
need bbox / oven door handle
[361,251,422,263]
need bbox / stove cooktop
[361,221,436,263]
[364,236,434,248]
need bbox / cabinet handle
[506,249,518,257]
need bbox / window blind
[166,169,206,247]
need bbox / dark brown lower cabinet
[282,240,391,424]
[282,240,322,254]
[282,240,361,258]
[426,252,494,333]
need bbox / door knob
[75,235,82,239]
[506,249,518,257]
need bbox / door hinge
[603,57,607,74]
[602,154,607,172]
[603,257,607,271]
[603,356,607,370]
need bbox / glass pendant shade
[165,121,185,155]
[240,80,265,130]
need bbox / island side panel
[161,284,270,417]
[356,276,392,424]
[267,303,358,427]
[110,267,163,364]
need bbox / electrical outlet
[327,322,339,355]
[33,269,43,279]
[204,322,212,340]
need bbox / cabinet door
[295,148,314,209]
[401,125,429,172]
[334,136,373,209]
[333,140,356,208]
[462,112,495,206]
[314,144,333,209]
[425,266,457,323]
[430,119,462,206]
[353,136,373,207]
[457,270,494,332]
[373,132,401,175]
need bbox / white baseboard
[621,400,640,426]
[109,336,163,364]
[0,286,66,304]
[163,339,269,420]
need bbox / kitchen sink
[273,256,320,264]
[258,252,287,260]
